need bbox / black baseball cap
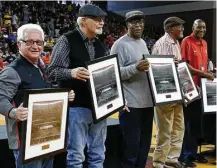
[78,4,107,18]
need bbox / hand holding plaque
[85,54,125,123]
[145,55,183,105]
[71,67,89,82]
[20,89,70,164]
[9,103,28,121]
[136,55,150,72]
[177,62,200,105]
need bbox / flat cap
[78,4,107,17]
[164,17,185,29]
[125,11,145,22]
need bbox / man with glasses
[110,11,154,168]
[0,23,75,168]
[152,17,186,168]
[47,4,108,168]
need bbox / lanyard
[199,40,204,71]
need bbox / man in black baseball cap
[47,3,108,168]
[76,4,107,39]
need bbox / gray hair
[17,24,44,41]
[77,17,85,28]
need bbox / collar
[76,27,95,43]
[19,53,41,68]
[164,32,178,44]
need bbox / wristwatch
[10,108,17,119]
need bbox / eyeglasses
[129,19,144,26]
[20,40,44,46]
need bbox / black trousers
[119,107,154,168]
[180,99,203,161]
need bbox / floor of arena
[109,113,216,168]
[0,114,216,168]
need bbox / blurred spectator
[106,34,114,49]
[0,0,165,70]
[11,12,19,31]
[3,10,11,25]
[48,18,55,37]
[67,3,73,12]
[5,23,12,35]
[21,5,29,25]
[42,52,51,66]
[46,36,54,47]
[5,52,16,64]
[1,51,7,61]
[40,52,46,58]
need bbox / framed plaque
[86,54,125,123]
[201,78,217,113]
[20,89,69,163]
[145,55,183,105]
[177,62,200,105]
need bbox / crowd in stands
[0,1,162,70]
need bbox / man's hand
[9,103,28,121]
[123,106,130,112]
[196,85,201,97]
[204,72,214,81]
[174,57,179,67]
[71,67,89,82]
[183,95,190,107]
[136,59,150,72]
[123,99,130,112]
[68,90,75,102]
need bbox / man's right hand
[204,72,214,81]
[136,59,150,72]
[71,67,89,82]
[9,103,28,121]
[174,57,179,67]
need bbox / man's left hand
[174,57,179,67]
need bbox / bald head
[192,19,206,39]
[193,19,205,28]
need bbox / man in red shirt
[180,19,214,167]
[181,19,213,85]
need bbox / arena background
[0,1,216,168]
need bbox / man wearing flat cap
[111,10,154,168]
[47,4,108,168]
[152,17,186,168]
